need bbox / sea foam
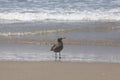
[0,10,120,23]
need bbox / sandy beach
[0,61,120,80]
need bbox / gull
[51,37,65,60]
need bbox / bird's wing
[51,44,56,51]
[51,44,59,51]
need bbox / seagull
[51,37,65,60]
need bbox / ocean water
[0,0,120,22]
[0,0,120,63]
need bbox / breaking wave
[0,0,120,23]
[0,10,120,23]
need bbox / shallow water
[0,21,120,63]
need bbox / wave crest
[0,10,120,23]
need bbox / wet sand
[0,61,120,80]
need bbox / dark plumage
[51,37,65,59]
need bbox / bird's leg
[59,52,61,59]
[55,53,57,60]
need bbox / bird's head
[57,37,65,42]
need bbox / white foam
[0,10,120,23]
[1,51,120,63]
[0,29,66,37]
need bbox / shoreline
[1,40,120,47]
[0,61,120,80]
